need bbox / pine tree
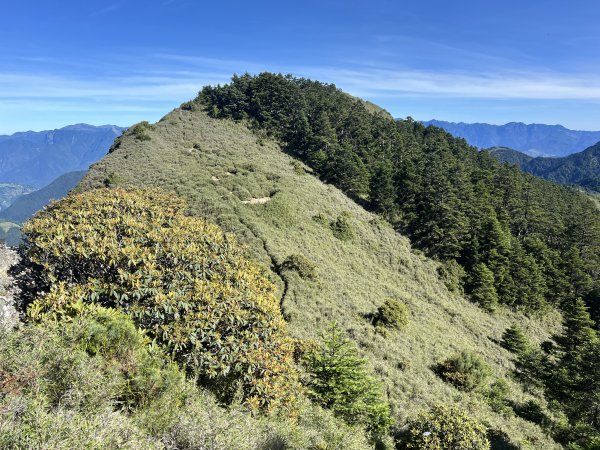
[502,324,529,354]
[477,211,512,302]
[304,322,391,436]
[505,241,547,311]
[468,263,499,312]
[547,298,599,426]
[369,160,396,218]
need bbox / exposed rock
[0,244,19,330]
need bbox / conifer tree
[546,298,599,426]
[468,263,499,312]
[369,160,396,218]
[304,322,391,436]
[502,324,529,354]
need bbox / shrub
[16,188,300,412]
[513,399,549,426]
[437,259,466,295]
[513,348,547,391]
[374,298,409,331]
[303,322,392,440]
[485,379,513,416]
[403,405,490,450]
[129,121,153,141]
[103,171,123,187]
[281,254,318,281]
[330,213,354,241]
[291,160,306,175]
[0,319,369,450]
[434,351,492,392]
[312,212,330,227]
[501,325,529,354]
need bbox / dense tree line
[195,73,600,319]
[513,298,600,445]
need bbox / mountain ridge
[0,170,87,224]
[488,142,600,192]
[78,103,562,447]
[0,123,125,187]
[422,119,600,157]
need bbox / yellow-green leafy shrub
[375,298,409,331]
[434,351,491,392]
[403,405,490,450]
[17,188,300,412]
[281,254,318,281]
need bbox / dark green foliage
[434,351,492,392]
[501,325,529,354]
[513,399,549,426]
[130,121,153,141]
[303,322,392,438]
[0,312,370,449]
[485,379,513,416]
[103,171,123,187]
[490,142,600,193]
[514,347,548,391]
[330,213,354,241]
[281,254,318,280]
[437,259,466,295]
[374,298,409,330]
[468,263,499,312]
[545,299,600,428]
[402,405,490,450]
[513,298,600,444]
[14,188,300,412]
[197,73,600,316]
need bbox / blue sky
[2,0,600,133]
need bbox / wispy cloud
[2,53,600,104]
[303,67,600,100]
[1,52,600,134]
[90,2,125,17]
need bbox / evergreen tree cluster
[513,299,600,443]
[196,73,600,316]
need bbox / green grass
[79,109,564,448]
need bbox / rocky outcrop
[0,244,19,330]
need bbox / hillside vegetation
[77,92,572,447]
[196,74,599,320]
[488,143,600,193]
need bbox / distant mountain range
[422,120,600,157]
[0,183,35,210]
[0,123,125,188]
[487,142,600,192]
[0,124,124,245]
[0,170,87,224]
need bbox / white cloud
[301,67,600,100]
[2,61,600,105]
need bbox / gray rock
[0,244,19,330]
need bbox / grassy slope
[79,108,562,448]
